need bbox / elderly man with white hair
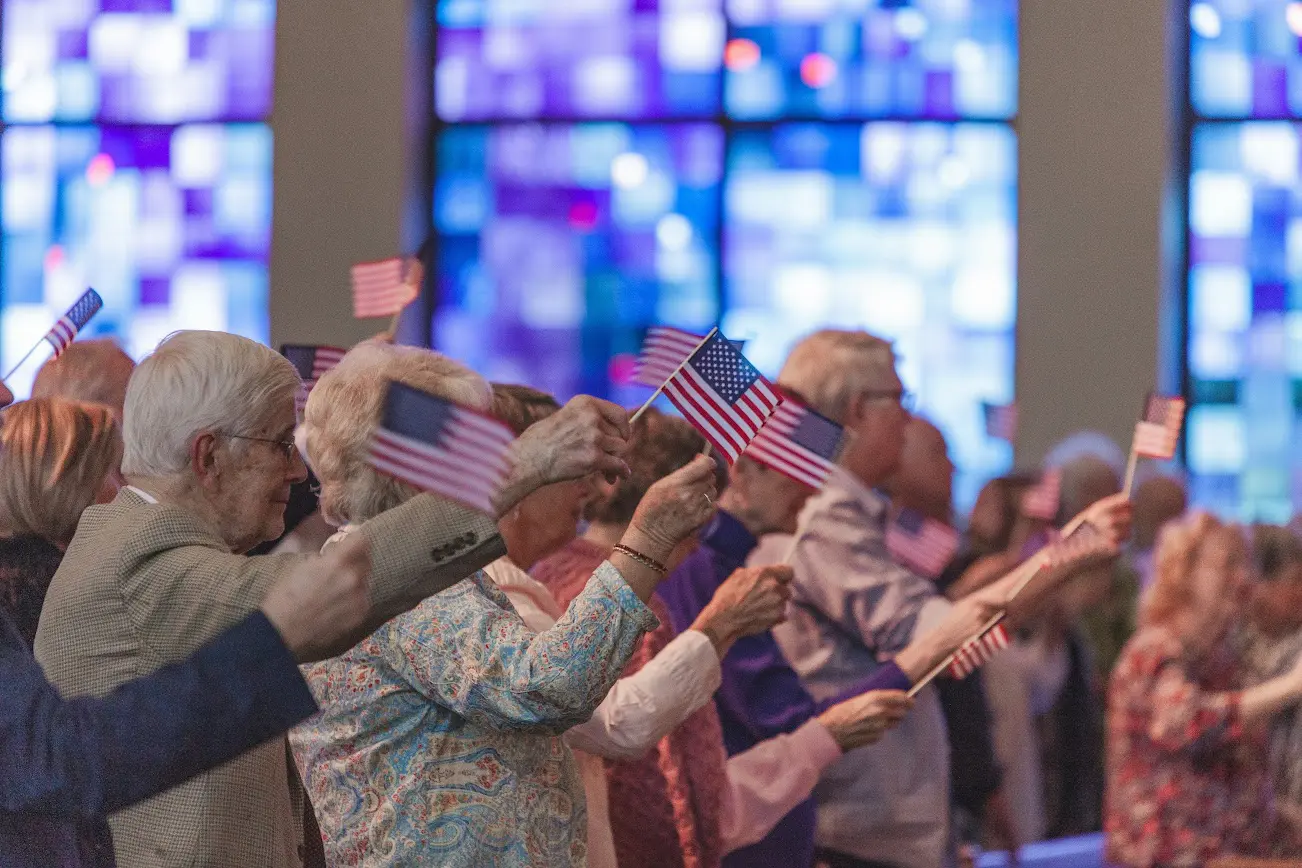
[34,330,634,868]
[749,329,1131,868]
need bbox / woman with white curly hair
[291,340,720,868]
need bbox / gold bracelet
[612,543,668,576]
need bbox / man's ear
[190,432,221,488]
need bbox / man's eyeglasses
[222,433,298,460]
[860,389,916,413]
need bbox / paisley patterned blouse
[1104,627,1279,868]
[290,534,659,868]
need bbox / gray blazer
[34,488,504,868]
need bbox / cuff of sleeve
[229,612,318,727]
[665,630,724,706]
[870,660,913,692]
[595,560,662,633]
[794,719,846,767]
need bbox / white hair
[121,331,301,477]
[778,329,898,423]
[303,340,491,526]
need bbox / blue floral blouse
[291,549,659,868]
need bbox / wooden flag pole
[629,327,718,426]
[1121,444,1140,499]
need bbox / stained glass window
[2,0,275,124]
[0,0,275,393]
[0,123,272,394]
[1184,121,1302,519]
[434,123,722,401]
[431,0,1019,510]
[723,121,1016,506]
[436,0,725,120]
[725,0,1017,120]
[1190,0,1302,118]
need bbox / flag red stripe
[669,373,749,457]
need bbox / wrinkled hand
[622,454,718,564]
[817,690,913,753]
[692,565,794,655]
[1071,493,1132,548]
[261,532,372,662]
[499,396,631,514]
[930,590,1004,656]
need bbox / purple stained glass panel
[435,0,723,120]
[433,123,722,401]
[2,0,275,123]
[1,123,272,395]
[724,0,1017,120]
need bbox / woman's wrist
[618,524,676,568]
[690,609,737,659]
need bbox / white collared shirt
[125,485,159,505]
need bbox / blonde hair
[0,398,123,547]
[31,339,135,416]
[1140,511,1241,628]
[778,329,897,423]
[304,340,492,526]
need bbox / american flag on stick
[352,257,419,319]
[281,344,347,414]
[45,289,103,358]
[660,332,780,464]
[983,402,1018,443]
[365,381,516,515]
[948,621,1011,679]
[746,399,846,490]
[1021,470,1061,522]
[1132,393,1186,460]
[887,509,960,579]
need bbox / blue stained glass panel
[2,0,275,123]
[724,0,1017,120]
[1,123,272,395]
[433,123,723,402]
[723,121,1017,508]
[1190,0,1302,118]
[436,0,724,121]
[1185,121,1302,520]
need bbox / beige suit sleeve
[117,494,503,665]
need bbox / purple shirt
[658,510,910,868]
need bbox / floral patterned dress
[1104,627,1277,867]
[291,528,659,868]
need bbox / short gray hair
[122,331,301,477]
[303,340,491,526]
[778,329,897,423]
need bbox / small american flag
[887,508,960,579]
[1132,393,1186,459]
[281,344,347,414]
[352,257,418,319]
[661,332,780,463]
[365,381,516,515]
[1021,470,1061,521]
[948,621,1011,679]
[45,289,103,358]
[746,399,846,489]
[983,402,1018,443]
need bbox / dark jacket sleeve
[0,610,316,820]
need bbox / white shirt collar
[125,485,159,505]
